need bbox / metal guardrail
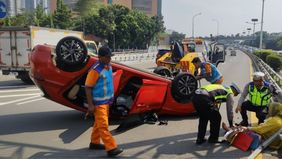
[240,47,282,91]
[247,128,282,159]
[111,52,157,62]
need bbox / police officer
[236,72,276,126]
[192,83,241,144]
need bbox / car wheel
[153,66,172,77]
[56,36,88,71]
[171,73,198,103]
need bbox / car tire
[153,66,172,77]
[18,71,34,84]
[55,36,88,71]
[171,73,198,103]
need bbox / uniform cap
[98,46,112,57]
[253,72,265,80]
[230,83,241,94]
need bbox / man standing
[192,83,241,144]
[192,57,224,84]
[236,72,276,126]
[85,46,123,157]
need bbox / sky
[162,0,282,37]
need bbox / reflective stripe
[248,83,271,106]
[95,95,114,101]
[202,84,232,102]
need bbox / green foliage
[75,0,103,16]
[3,11,35,26]
[169,31,186,43]
[276,37,282,49]
[266,55,282,71]
[2,4,53,28]
[254,50,273,62]
[74,4,165,50]
[254,49,282,71]
[53,0,72,29]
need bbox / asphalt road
[0,50,280,159]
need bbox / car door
[129,79,168,114]
[113,69,123,95]
[210,43,226,67]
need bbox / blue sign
[0,1,7,18]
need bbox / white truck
[0,26,97,83]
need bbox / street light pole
[246,18,258,46]
[212,19,219,40]
[192,12,202,38]
[259,0,265,49]
[247,28,251,36]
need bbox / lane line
[249,58,258,125]
[0,88,39,93]
[0,95,41,106]
[0,85,34,89]
[0,93,41,98]
[249,56,262,159]
[17,97,44,105]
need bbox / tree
[169,31,186,43]
[33,4,45,26]
[276,37,282,50]
[75,0,103,16]
[73,4,165,49]
[53,0,72,29]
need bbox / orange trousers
[91,104,117,151]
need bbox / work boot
[239,120,249,126]
[89,143,105,150]
[196,138,207,145]
[107,147,123,157]
[208,138,223,144]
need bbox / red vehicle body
[29,37,197,123]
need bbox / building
[107,0,162,16]
[0,0,55,16]
[0,0,23,16]
[64,0,162,17]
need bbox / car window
[86,43,98,54]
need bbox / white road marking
[0,93,41,98]
[0,85,35,89]
[0,88,39,93]
[17,97,44,105]
[0,95,41,106]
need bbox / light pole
[247,28,251,36]
[192,12,202,38]
[259,0,265,50]
[212,19,219,40]
[246,18,259,46]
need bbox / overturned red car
[29,37,198,125]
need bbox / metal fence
[112,52,157,62]
[240,47,282,91]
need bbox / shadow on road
[0,110,92,143]
[0,132,257,159]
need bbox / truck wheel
[153,66,172,77]
[18,72,33,84]
[56,36,88,66]
[171,73,197,103]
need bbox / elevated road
[0,50,280,159]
